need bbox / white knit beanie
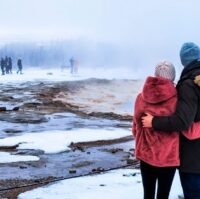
[155,61,176,82]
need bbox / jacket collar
[177,61,200,89]
[181,60,200,79]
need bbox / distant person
[1,58,5,75]
[8,57,12,74]
[69,57,75,74]
[17,59,23,74]
[5,56,9,74]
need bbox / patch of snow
[0,128,131,153]
[18,169,183,199]
[0,152,39,163]
[52,112,77,117]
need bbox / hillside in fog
[0,40,139,69]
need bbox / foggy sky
[0,0,199,74]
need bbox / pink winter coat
[132,76,180,167]
[182,123,200,140]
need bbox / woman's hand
[141,112,154,128]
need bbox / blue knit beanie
[180,42,200,67]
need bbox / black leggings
[140,161,176,199]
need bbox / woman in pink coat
[132,61,179,199]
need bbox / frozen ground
[0,152,39,163]
[0,67,141,84]
[18,169,183,199]
[0,128,131,154]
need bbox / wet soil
[0,140,137,199]
[0,79,136,198]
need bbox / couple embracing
[133,42,200,199]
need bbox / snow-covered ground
[0,128,131,154]
[0,152,39,163]
[18,169,183,199]
[0,67,141,84]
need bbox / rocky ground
[0,79,140,199]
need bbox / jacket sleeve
[152,80,199,132]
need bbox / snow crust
[0,128,131,153]
[0,152,39,163]
[0,67,140,84]
[18,169,183,199]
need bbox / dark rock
[123,173,136,177]
[0,107,6,111]
[129,148,134,151]
[102,148,123,154]
[126,159,137,165]
[0,145,18,151]
[92,167,105,172]
[12,107,20,111]
[4,129,23,134]
[70,143,85,152]
[69,169,77,174]
[75,146,85,152]
[19,166,27,169]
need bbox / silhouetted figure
[17,59,23,74]
[8,57,12,74]
[5,56,9,74]
[69,57,75,74]
[1,58,5,75]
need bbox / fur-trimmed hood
[194,75,200,87]
[141,76,177,104]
